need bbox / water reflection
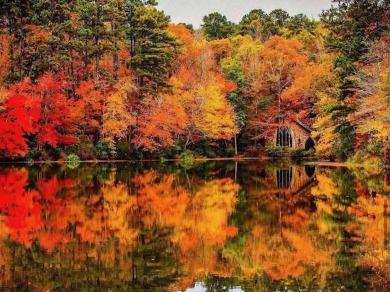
[0,162,389,290]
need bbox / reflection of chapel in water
[275,165,317,195]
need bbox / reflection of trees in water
[0,164,389,290]
[226,165,335,288]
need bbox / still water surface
[0,161,390,291]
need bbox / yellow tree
[102,77,136,154]
[168,25,238,146]
[183,78,238,144]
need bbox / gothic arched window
[276,128,292,147]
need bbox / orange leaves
[239,35,313,138]
[135,94,187,151]
[282,61,335,124]
[254,36,307,97]
[24,25,51,43]
[208,38,234,64]
[0,34,10,82]
[223,80,238,93]
[75,80,95,96]
[168,24,194,48]
[134,171,189,228]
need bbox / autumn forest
[0,0,389,163]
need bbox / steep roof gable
[294,119,312,133]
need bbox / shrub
[291,148,306,158]
[96,141,110,160]
[305,148,316,157]
[205,148,217,158]
[265,146,283,157]
[27,148,42,161]
[66,154,80,169]
[66,136,95,160]
[226,147,236,157]
[116,139,132,160]
[366,138,384,156]
[179,150,195,169]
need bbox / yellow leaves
[102,182,139,246]
[102,77,136,152]
[349,90,390,143]
[190,81,238,140]
[313,93,340,157]
[162,27,241,145]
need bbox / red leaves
[0,72,78,156]
[0,169,76,252]
[0,94,39,157]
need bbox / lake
[0,161,389,291]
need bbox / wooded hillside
[0,0,389,162]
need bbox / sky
[157,0,333,27]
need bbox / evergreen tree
[129,5,180,94]
[202,12,235,40]
[318,0,390,159]
[269,9,290,31]
[238,9,277,40]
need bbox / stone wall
[272,122,312,149]
[290,123,311,149]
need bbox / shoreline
[0,158,386,168]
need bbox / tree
[347,37,390,158]
[238,9,277,41]
[73,79,105,143]
[282,59,336,125]
[102,77,136,154]
[134,93,187,151]
[283,14,317,37]
[202,12,235,40]
[75,0,116,82]
[0,94,39,157]
[318,0,390,159]
[9,73,77,149]
[167,26,239,147]
[269,9,290,28]
[243,36,307,140]
[186,79,238,142]
[0,34,11,83]
[130,5,180,94]
[222,56,249,154]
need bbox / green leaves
[202,12,235,40]
[130,5,181,94]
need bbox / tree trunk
[234,135,238,155]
